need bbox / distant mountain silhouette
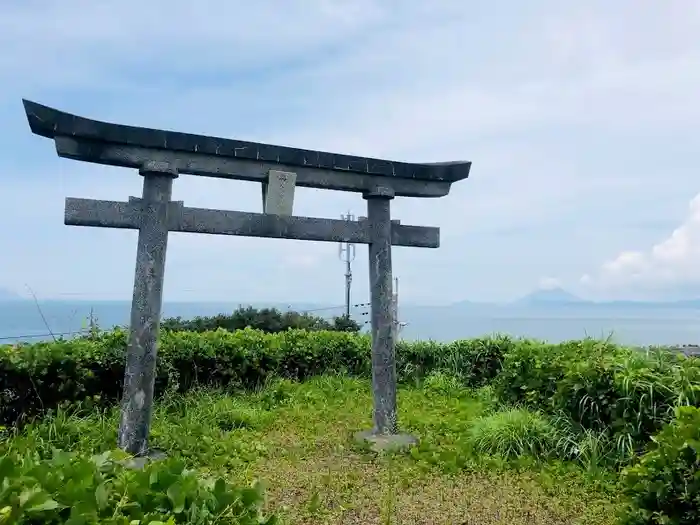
[508,288,700,309]
[514,288,583,305]
[449,288,700,310]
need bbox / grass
[466,408,560,459]
[2,375,621,524]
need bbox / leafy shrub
[0,448,276,524]
[610,350,700,457]
[495,339,700,459]
[548,413,618,470]
[472,384,502,412]
[422,370,464,396]
[397,336,513,387]
[0,334,129,427]
[466,408,561,460]
[160,306,361,334]
[258,378,297,410]
[445,335,514,387]
[619,405,700,525]
[394,339,446,384]
[495,338,619,414]
[0,328,371,427]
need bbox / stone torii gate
[22,99,471,456]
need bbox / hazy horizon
[3,297,700,347]
[5,285,700,307]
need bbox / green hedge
[2,329,698,457]
[0,329,510,428]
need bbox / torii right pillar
[355,186,417,451]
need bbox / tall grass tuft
[466,407,561,460]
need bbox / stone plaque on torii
[22,99,471,455]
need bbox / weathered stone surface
[262,170,297,216]
[23,99,472,184]
[64,197,440,248]
[365,194,398,434]
[120,448,168,470]
[117,168,177,456]
[354,430,419,452]
[51,136,455,198]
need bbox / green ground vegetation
[1,328,699,524]
[3,375,620,524]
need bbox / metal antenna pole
[339,211,356,318]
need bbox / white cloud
[581,193,700,298]
[538,277,562,291]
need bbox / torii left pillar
[118,161,178,456]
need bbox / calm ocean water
[1,299,699,347]
[0,300,246,344]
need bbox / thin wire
[0,330,90,342]
[300,302,369,313]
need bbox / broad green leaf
[95,482,109,510]
[166,482,185,513]
[26,497,59,513]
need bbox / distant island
[515,288,584,305]
[517,287,700,309]
[452,287,700,310]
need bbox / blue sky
[1,0,699,304]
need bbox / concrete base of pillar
[354,430,418,453]
[120,448,168,470]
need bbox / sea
[2,299,700,348]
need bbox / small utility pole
[339,211,356,318]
